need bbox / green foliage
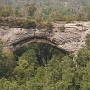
[84,4,90,20]
[42,6,52,16]
[1,1,90,29]
[0,4,13,17]
[19,49,37,65]
[23,18,36,29]
[0,78,18,90]
[15,18,25,27]
[76,47,90,67]
[80,62,90,90]
[14,7,22,17]
[24,3,36,16]
[0,40,16,78]
[36,21,47,29]
[60,25,65,32]
[0,0,90,22]
[85,34,90,48]
[46,21,53,31]
[36,20,53,31]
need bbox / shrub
[46,21,53,30]
[60,25,65,32]
[85,34,90,48]
[76,24,83,26]
[23,19,36,29]
[36,21,47,29]
[36,20,53,32]
[16,18,25,28]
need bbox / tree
[85,34,90,49]
[14,7,22,17]
[80,61,90,90]
[76,47,90,67]
[0,39,16,78]
[0,4,13,17]
[0,78,18,90]
[3,48,16,76]
[19,49,38,66]
[24,3,36,16]
[84,4,90,20]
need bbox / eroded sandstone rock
[0,21,90,53]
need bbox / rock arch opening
[11,37,69,54]
[14,42,66,66]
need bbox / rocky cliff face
[0,21,90,53]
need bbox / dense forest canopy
[0,0,90,23]
[0,0,90,29]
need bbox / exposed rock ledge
[0,21,90,53]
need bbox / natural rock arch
[12,37,69,54]
[0,21,90,53]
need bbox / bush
[85,34,90,48]
[23,19,36,29]
[36,21,47,29]
[16,18,25,28]
[36,20,53,32]
[60,25,65,32]
[46,21,53,30]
